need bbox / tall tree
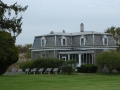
[105,26,120,43]
[0,1,28,75]
[0,0,28,41]
[105,26,120,52]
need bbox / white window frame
[41,36,46,47]
[61,36,67,46]
[80,35,86,46]
[102,35,108,45]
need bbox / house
[31,23,118,67]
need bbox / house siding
[45,36,55,47]
[72,36,80,46]
[85,35,93,46]
[32,37,41,48]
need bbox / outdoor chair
[38,68,44,74]
[17,69,23,74]
[31,68,37,74]
[12,68,17,74]
[46,68,52,75]
[53,68,59,75]
[25,68,30,74]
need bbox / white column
[92,54,94,64]
[59,54,60,59]
[68,54,70,60]
[79,54,81,67]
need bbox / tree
[0,31,18,75]
[0,1,28,75]
[96,50,120,73]
[0,0,28,41]
[16,44,32,59]
[105,26,120,52]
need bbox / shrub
[62,59,77,74]
[77,64,97,73]
[19,58,64,71]
[96,50,120,73]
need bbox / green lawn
[0,73,120,90]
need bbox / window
[102,35,108,45]
[41,37,46,46]
[63,39,66,45]
[80,36,86,46]
[61,36,67,46]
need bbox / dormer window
[41,36,46,46]
[80,36,86,46]
[102,35,108,45]
[61,36,67,46]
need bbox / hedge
[77,64,97,73]
[19,58,64,71]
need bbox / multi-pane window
[104,38,107,45]
[102,35,108,45]
[81,38,84,46]
[80,36,86,46]
[41,37,46,46]
[61,36,67,46]
[63,39,66,46]
[42,39,44,46]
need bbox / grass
[0,73,120,90]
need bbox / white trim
[41,36,46,47]
[93,34,94,45]
[55,35,56,46]
[61,36,67,46]
[80,35,86,46]
[102,35,108,45]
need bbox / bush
[77,64,97,73]
[19,58,64,71]
[96,50,120,73]
[62,59,77,74]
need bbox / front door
[62,56,66,61]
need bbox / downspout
[54,35,56,58]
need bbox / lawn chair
[46,68,52,75]
[18,69,23,74]
[53,68,59,75]
[12,68,17,74]
[25,68,30,74]
[38,68,44,74]
[31,68,37,74]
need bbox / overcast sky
[3,0,120,45]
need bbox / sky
[3,0,120,45]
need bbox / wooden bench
[46,68,52,74]
[53,68,59,75]
[31,68,37,74]
[38,68,44,74]
[25,68,30,74]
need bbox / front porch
[58,51,94,67]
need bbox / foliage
[62,59,77,74]
[77,64,97,73]
[0,31,18,75]
[19,58,64,71]
[105,26,120,52]
[16,44,32,59]
[0,0,28,40]
[96,50,120,73]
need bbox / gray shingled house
[31,23,118,67]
